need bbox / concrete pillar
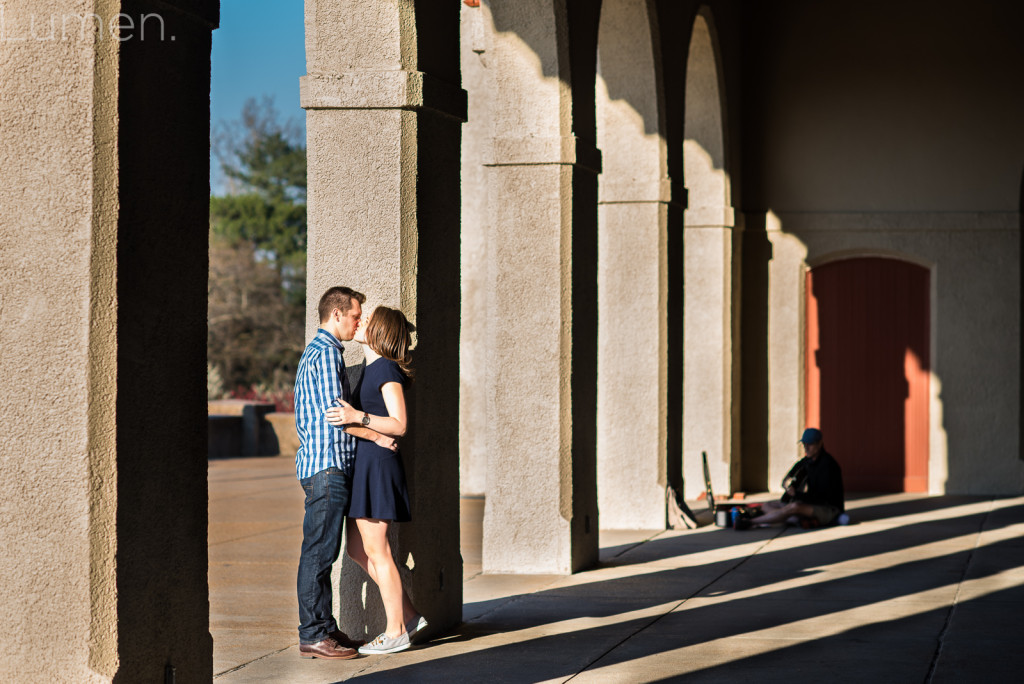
[760,211,807,493]
[595,0,672,529]
[681,9,741,498]
[0,1,216,680]
[682,211,741,497]
[482,0,600,574]
[459,1,495,496]
[302,0,466,635]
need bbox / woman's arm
[344,426,398,450]
[325,387,407,437]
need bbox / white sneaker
[406,614,428,643]
[358,631,410,655]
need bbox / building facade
[1,0,1020,679]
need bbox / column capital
[484,135,602,174]
[684,206,736,228]
[300,71,468,122]
[598,177,686,207]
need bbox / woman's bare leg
[355,518,407,637]
[346,518,375,580]
[347,518,418,623]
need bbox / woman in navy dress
[327,305,425,654]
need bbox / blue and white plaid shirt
[293,329,356,479]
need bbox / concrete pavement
[210,456,1024,682]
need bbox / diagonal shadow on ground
[341,501,1023,682]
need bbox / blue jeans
[297,467,351,644]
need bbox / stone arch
[595,0,672,529]
[681,5,740,498]
[684,7,730,214]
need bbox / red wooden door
[806,258,930,492]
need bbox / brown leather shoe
[329,629,367,649]
[299,637,358,660]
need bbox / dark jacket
[785,450,844,512]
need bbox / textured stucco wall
[742,1,1023,214]
[459,1,493,496]
[0,1,112,679]
[742,0,1024,494]
[0,0,216,680]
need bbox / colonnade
[4,1,1022,679]
[0,1,742,677]
[300,4,740,645]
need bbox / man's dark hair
[318,286,365,323]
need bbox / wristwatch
[361,412,370,426]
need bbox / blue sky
[211,0,306,192]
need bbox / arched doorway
[805,257,930,492]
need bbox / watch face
[362,414,370,425]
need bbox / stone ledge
[599,177,685,206]
[485,135,603,174]
[684,206,736,228]
[767,211,1019,233]
[265,412,298,459]
[208,400,278,458]
[300,71,468,121]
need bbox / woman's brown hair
[364,306,414,379]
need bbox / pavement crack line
[208,523,300,547]
[607,530,669,562]
[213,644,293,679]
[209,483,298,504]
[563,527,786,682]
[923,499,993,684]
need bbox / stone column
[302,0,466,635]
[682,208,741,497]
[0,1,216,680]
[482,0,600,574]
[595,0,672,530]
[459,0,495,496]
[681,9,741,498]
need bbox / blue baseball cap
[799,428,823,444]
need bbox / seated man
[748,428,844,528]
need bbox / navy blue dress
[347,358,411,522]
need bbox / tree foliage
[219,98,306,203]
[208,235,304,391]
[208,97,307,392]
